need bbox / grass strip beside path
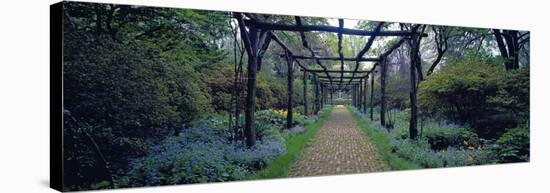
[348,106,421,170]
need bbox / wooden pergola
[234,12,425,147]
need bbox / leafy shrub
[391,139,444,168]
[255,75,296,110]
[491,126,530,163]
[379,108,494,168]
[487,67,530,130]
[391,139,492,168]
[62,4,226,190]
[489,67,529,114]
[422,126,479,151]
[292,112,309,126]
[294,106,306,116]
[418,62,507,138]
[255,122,282,142]
[392,122,480,151]
[439,147,493,167]
[256,109,308,132]
[256,110,284,130]
[202,66,238,112]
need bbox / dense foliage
[418,62,529,138]
[62,3,231,190]
[491,126,530,163]
[62,2,317,191]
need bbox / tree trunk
[427,26,449,76]
[427,50,444,76]
[415,25,427,81]
[503,30,519,69]
[493,29,520,70]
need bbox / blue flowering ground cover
[349,107,527,170]
[116,110,302,187]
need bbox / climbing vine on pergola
[232,12,426,147]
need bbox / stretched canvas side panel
[50,1,64,192]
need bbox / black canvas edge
[50,1,64,192]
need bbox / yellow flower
[273,109,288,119]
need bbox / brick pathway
[289,106,388,177]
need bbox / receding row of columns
[236,12,423,147]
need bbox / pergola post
[358,85,361,108]
[323,87,327,106]
[357,86,361,107]
[314,74,320,114]
[355,85,361,108]
[359,78,363,111]
[330,88,333,105]
[236,13,258,147]
[363,76,367,113]
[303,69,308,116]
[409,30,421,140]
[380,58,387,127]
[355,86,359,107]
[351,86,355,107]
[325,87,328,107]
[370,71,375,120]
[286,52,294,130]
[320,86,324,109]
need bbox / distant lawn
[250,107,333,179]
[348,106,421,170]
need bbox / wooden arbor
[234,13,424,147]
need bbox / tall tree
[493,29,530,70]
[427,26,453,76]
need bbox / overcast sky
[327,18,360,29]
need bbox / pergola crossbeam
[319,76,366,80]
[295,16,333,83]
[292,55,380,62]
[244,19,426,37]
[344,22,384,89]
[300,69,372,73]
